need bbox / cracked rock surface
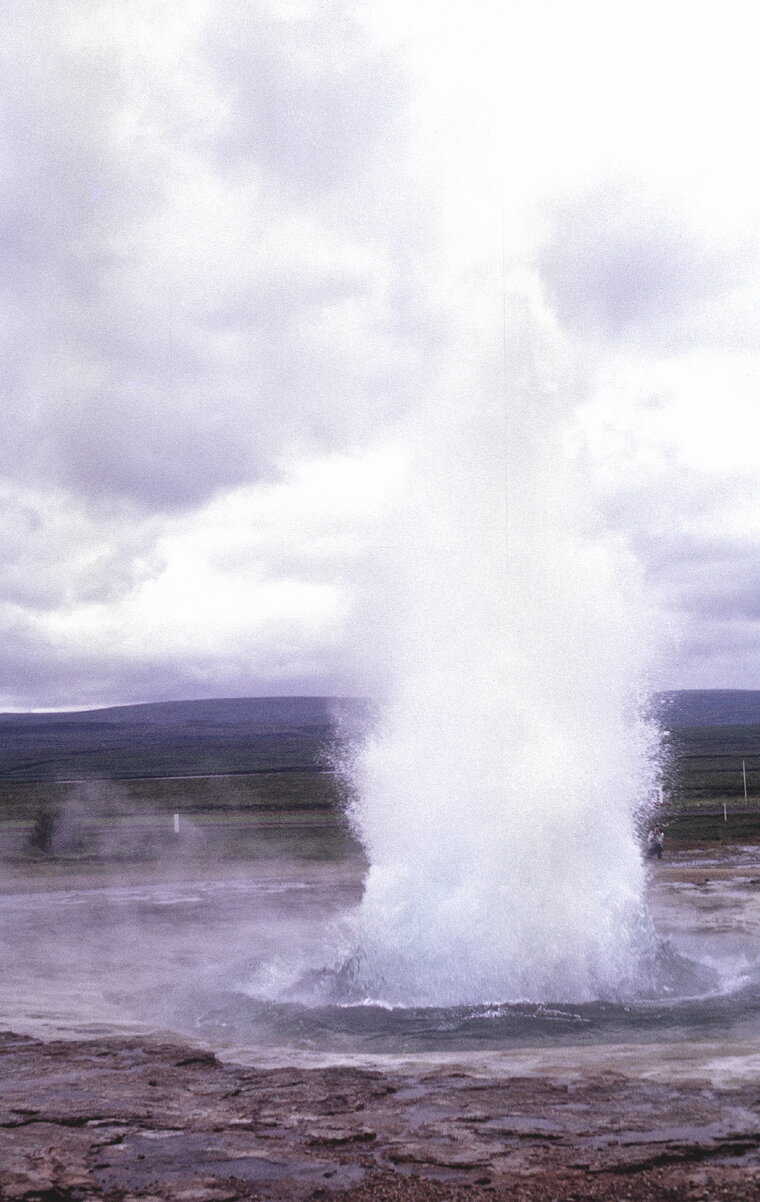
[3,1031,760,1200]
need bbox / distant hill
[1,690,758,786]
[656,691,760,728]
[0,696,359,727]
[0,696,369,782]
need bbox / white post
[724,800,728,823]
[743,760,748,804]
[173,812,180,834]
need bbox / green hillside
[0,697,368,782]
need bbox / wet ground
[3,844,760,1198]
[3,843,760,1062]
[4,1029,760,1201]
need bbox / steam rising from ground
[344,293,661,1006]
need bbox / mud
[3,1031,760,1200]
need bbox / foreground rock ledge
[3,1032,760,1201]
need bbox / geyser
[345,295,661,1007]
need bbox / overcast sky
[2,0,760,709]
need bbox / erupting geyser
[344,296,661,1007]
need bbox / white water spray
[345,292,661,1007]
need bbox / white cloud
[0,0,428,512]
[0,446,405,708]
[4,0,760,704]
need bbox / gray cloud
[671,561,760,623]
[0,487,162,612]
[539,179,753,349]
[0,628,354,712]
[203,1,405,197]
[666,617,760,690]
[0,2,436,705]
[2,4,760,706]
[0,2,432,516]
[573,384,760,690]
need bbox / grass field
[0,772,360,866]
[660,721,760,843]
[2,693,760,863]
[664,724,760,799]
[0,699,362,865]
[657,800,760,847]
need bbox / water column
[345,292,661,1006]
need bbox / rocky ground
[3,1032,760,1201]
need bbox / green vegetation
[0,773,360,865]
[0,697,367,782]
[660,799,760,847]
[0,770,344,821]
[663,724,760,801]
[657,723,760,844]
[0,700,367,865]
[4,693,760,861]
[0,726,332,781]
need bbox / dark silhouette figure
[645,828,665,859]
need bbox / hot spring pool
[2,844,760,1082]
